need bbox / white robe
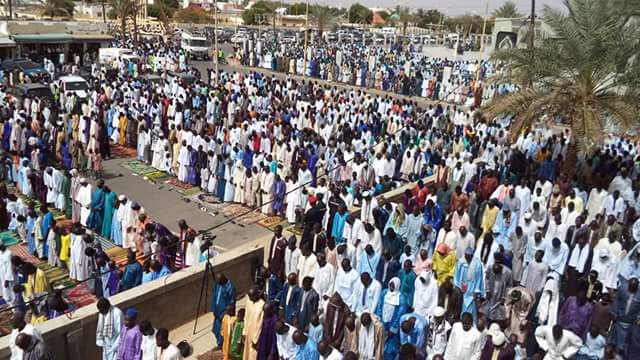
[10,324,43,360]
[413,270,438,318]
[535,325,583,360]
[76,184,93,226]
[0,249,15,302]
[443,322,483,360]
[69,233,90,281]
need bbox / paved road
[98,157,271,251]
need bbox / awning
[71,34,114,42]
[0,37,16,48]
[12,33,73,43]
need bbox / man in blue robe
[331,206,348,243]
[453,247,485,322]
[609,277,640,354]
[492,206,518,251]
[242,145,253,170]
[39,205,53,259]
[293,330,319,360]
[210,274,236,349]
[87,180,105,232]
[120,251,142,291]
[271,175,286,216]
[423,199,443,233]
[277,273,302,324]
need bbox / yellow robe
[243,298,265,360]
[25,269,49,300]
[432,252,457,286]
[222,314,236,360]
[118,116,128,146]
[480,206,499,236]
[59,234,70,267]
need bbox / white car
[230,33,248,44]
[56,75,89,100]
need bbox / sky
[302,0,567,15]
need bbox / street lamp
[302,0,309,77]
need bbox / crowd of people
[235,39,517,107]
[1,33,640,360]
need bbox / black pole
[528,0,535,49]
[9,0,13,20]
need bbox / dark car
[7,83,56,109]
[2,58,49,82]
[167,70,197,86]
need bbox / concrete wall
[0,245,264,359]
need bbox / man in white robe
[335,259,360,309]
[10,312,44,360]
[76,178,93,226]
[534,324,583,360]
[413,268,438,318]
[0,244,15,303]
[96,299,123,360]
[444,313,483,360]
[312,253,335,305]
[122,202,141,250]
[69,232,90,281]
[261,168,275,214]
[177,142,189,182]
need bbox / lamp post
[528,0,535,49]
[214,0,218,84]
[302,0,309,77]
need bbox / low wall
[0,244,264,359]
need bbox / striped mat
[8,243,41,264]
[145,171,172,183]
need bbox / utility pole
[214,0,218,83]
[528,0,535,48]
[302,0,309,77]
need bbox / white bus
[181,31,211,60]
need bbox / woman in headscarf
[375,277,407,360]
[384,203,407,239]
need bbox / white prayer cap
[433,306,445,317]
[70,169,78,176]
[491,331,507,346]
[598,248,610,258]
[118,195,126,201]
[362,191,370,198]
[80,177,87,183]
[524,212,532,220]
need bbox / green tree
[109,0,133,38]
[310,5,338,38]
[485,0,640,156]
[174,6,211,23]
[242,1,276,25]
[392,6,412,35]
[348,3,372,24]
[493,0,523,18]
[39,0,74,19]
[415,9,443,28]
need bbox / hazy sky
[301,0,567,15]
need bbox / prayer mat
[64,282,97,309]
[8,243,41,264]
[178,186,201,197]
[38,263,73,288]
[95,234,119,251]
[285,225,303,236]
[106,247,128,263]
[257,216,285,228]
[197,350,223,360]
[0,231,19,246]
[221,204,250,218]
[164,178,194,189]
[110,144,137,159]
[236,211,268,225]
[145,171,172,183]
[120,160,157,176]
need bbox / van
[98,48,133,64]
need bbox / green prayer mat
[0,231,19,246]
[145,171,172,183]
[120,160,158,176]
[178,186,201,197]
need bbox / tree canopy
[493,0,523,18]
[348,3,373,24]
[485,0,640,154]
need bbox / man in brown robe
[323,292,350,349]
[505,286,534,345]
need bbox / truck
[181,31,211,60]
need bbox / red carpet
[111,144,137,158]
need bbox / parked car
[167,70,197,86]
[7,83,55,109]
[1,58,49,82]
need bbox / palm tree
[393,6,412,36]
[109,0,133,38]
[39,0,73,19]
[492,0,523,18]
[484,0,640,156]
[310,6,336,40]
